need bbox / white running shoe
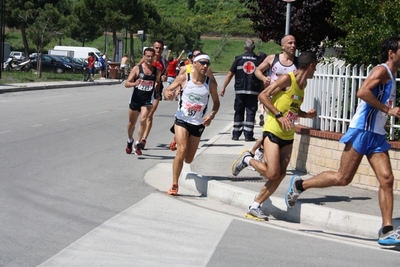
[232,150,251,176]
[285,174,302,208]
[246,206,268,221]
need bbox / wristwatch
[275,112,283,119]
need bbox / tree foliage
[7,0,400,68]
[239,0,344,52]
[331,0,400,65]
[69,0,102,46]
[26,4,65,78]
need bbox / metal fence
[300,63,399,140]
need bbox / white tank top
[269,54,298,83]
[175,74,211,125]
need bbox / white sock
[250,202,260,210]
[244,155,251,165]
[128,138,133,143]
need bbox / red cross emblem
[243,61,255,74]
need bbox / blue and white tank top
[175,74,211,125]
[349,64,396,135]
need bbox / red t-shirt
[152,58,166,73]
[167,60,178,77]
[88,56,95,68]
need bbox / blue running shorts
[340,128,390,156]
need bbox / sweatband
[194,54,211,62]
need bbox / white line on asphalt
[59,119,70,122]
[78,115,89,118]
[0,130,11,134]
[32,124,43,127]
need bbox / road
[0,77,398,266]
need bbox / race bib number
[137,80,154,91]
[286,110,298,124]
[184,103,203,117]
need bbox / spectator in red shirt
[166,50,185,101]
[166,49,185,88]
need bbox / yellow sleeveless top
[264,72,304,140]
[186,64,193,74]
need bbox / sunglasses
[197,61,211,66]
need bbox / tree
[239,0,344,52]
[26,4,64,78]
[4,0,41,57]
[124,0,161,64]
[69,0,103,46]
[331,0,400,65]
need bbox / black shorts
[153,83,164,100]
[262,131,293,148]
[170,119,205,137]
[129,98,152,112]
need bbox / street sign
[139,34,147,43]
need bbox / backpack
[98,57,105,67]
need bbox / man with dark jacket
[219,39,263,141]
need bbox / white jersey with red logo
[175,74,211,125]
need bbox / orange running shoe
[167,184,179,196]
[169,141,177,151]
[169,136,177,151]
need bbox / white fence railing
[300,63,399,140]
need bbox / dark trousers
[232,94,258,139]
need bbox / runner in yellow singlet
[231,51,318,221]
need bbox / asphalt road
[0,78,398,266]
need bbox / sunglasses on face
[197,61,211,66]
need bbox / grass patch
[3,29,282,82]
[0,71,84,84]
[202,38,281,72]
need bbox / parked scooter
[3,57,32,72]
[82,61,90,81]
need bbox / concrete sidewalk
[4,79,399,240]
[162,123,400,239]
[0,78,121,93]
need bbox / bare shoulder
[369,65,392,81]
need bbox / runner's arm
[255,54,273,88]
[203,79,220,126]
[163,72,186,101]
[124,65,140,88]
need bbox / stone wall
[291,125,400,195]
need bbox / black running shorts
[170,119,205,137]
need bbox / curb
[0,80,122,93]
[178,123,388,239]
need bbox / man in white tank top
[163,53,220,196]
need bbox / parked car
[9,51,26,61]
[50,55,84,73]
[29,54,73,74]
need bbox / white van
[53,46,101,60]
[9,51,26,60]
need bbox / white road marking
[38,193,232,267]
